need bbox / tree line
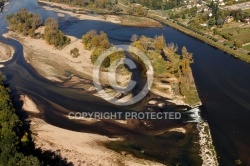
[81,31,195,101]
[82,30,124,67]
[45,0,119,10]
[0,74,40,165]
[0,73,73,165]
[130,35,195,102]
[6,8,42,37]
[6,9,70,48]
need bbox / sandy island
[3,29,193,106]
[0,41,14,62]
[20,95,165,165]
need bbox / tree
[44,17,70,48]
[208,19,216,26]
[153,35,166,51]
[216,16,224,25]
[6,9,41,37]
[234,41,243,48]
[70,48,80,58]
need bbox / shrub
[70,48,79,58]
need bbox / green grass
[243,44,250,52]
[220,27,250,44]
[244,8,250,13]
[184,87,201,107]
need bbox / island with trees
[5,8,200,107]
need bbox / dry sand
[30,118,165,166]
[20,95,164,165]
[3,30,131,84]
[0,41,14,62]
[20,94,40,113]
[4,31,91,81]
[18,91,188,166]
[39,0,162,27]
[3,1,203,165]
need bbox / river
[1,0,250,165]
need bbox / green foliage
[6,8,41,37]
[129,0,180,10]
[208,19,216,26]
[234,41,243,48]
[45,0,118,9]
[0,73,40,166]
[82,30,111,50]
[128,5,148,16]
[82,30,118,67]
[131,35,198,105]
[44,18,71,48]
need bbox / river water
[1,0,250,165]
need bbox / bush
[6,9,42,36]
[70,48,79,58]
[44,18,70,48]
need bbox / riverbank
[0,41,14,62]
[4,2,202,107]
[148,14,250,63]
[4,30,131,83]
[38,0,163,28]
[187,108,219,166]
[3,29,200,107]
[37,0,201,108]
[20,93,165,165]
[39,0,250,63]
[29,117,164,166]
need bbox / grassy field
[219,26,250,44]
[120,15,163,28]
[243,44,250,51]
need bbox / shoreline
[148,15,250,63]
[0,41,14,62]
[188,108,219,166]
[3,29,200,107]
[20,92,165,165]
[38,0,163,28]
[40,0,250,63]
[37,0,201,108]
[29,116,164,166]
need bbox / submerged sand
[21,95,164,165]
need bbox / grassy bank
[120,15,163,28]
[148,14,250,63]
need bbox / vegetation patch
[120,15,163,28]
